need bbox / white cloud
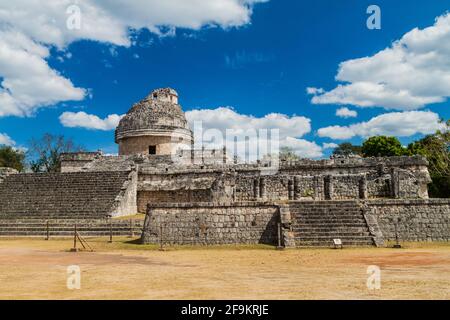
[0,133,15,146]
[186,107,312,138]
[281,137,323,158]
[336,107,357,118]
[0,0,266,117]
[322,142,338,150]
[317,111,446,140]
[186,106,323,158]
[309,13,450,110]
[59,111,124,130]
[0,29,86,117]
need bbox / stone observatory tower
[115,88,193,155]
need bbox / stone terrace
[0,171,131,219]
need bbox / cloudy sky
[0,0,449,158]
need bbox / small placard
[333,239,342,246]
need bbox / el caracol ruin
[0,88,449,247]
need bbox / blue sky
[0,0,449,157]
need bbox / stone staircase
[0,218,143,237]
[289,201,376,247]
[0,171,143,237]
[0,171,130,219]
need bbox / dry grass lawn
[0,238,449,300]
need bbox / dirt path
[0,239,448,299]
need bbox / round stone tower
[115,88,193,156]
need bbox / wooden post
[159,224,164,251]
[276,222,284,250]
[393,221,401,248]
[108,218,113,243]
[130,218,134,238]
[71,224,77,252]
[45,220,49,241]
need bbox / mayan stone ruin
[0,88,449,247]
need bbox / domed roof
[115,88,191,142]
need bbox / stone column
[253,178,260,199]
[259,177,266,199]
[377,163,386,175]
[201,146,205,164]
[324,175,334,200]
[222,146,227,164]
[314,175,322,200]
[279,205,295,248]
[288,178,294,200]
[390,168,399,199]
[359,174,368,199]
[294,176,301,200]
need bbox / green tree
[332,142,362,156]
[27,133,84,172]
[407,121,450,198]
[361,136,407,157]
[0,146,26,172]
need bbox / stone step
[291,209,361,214]
[295,240,375,247]
[294,224,368,230]
[294,232,371,237]
[0,171,130,219]
[0,224,143,228]
[293,226,369,232]
[289,200,375,247]
[295,235,373,241]
[0,231,139,236]
[0,215,143,236]
[295,217,365,224]
[290,205,363,210]
[294,214,365,218]
[0,219,143,223]
[293,208,362,212]
[290,200,359,204]
[0,225,143,230]
[0,216,111,220]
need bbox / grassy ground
[0,238,448,300]
[112,214,146,221]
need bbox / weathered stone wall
[234,173,257,201]
[141,202,279,245]
[59,155,432,210]
[140,198,449,247]
[118,135,190,156]
[59,152,102,173]
[293,176,317,200]
[0,167,18,183]
[368,199,450,242]
[177,148,230,165]
[136,170,219,211]
[111,170,138,217]
[367,175,391,198]
[331,175,360,200]
[137,190,211,212]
